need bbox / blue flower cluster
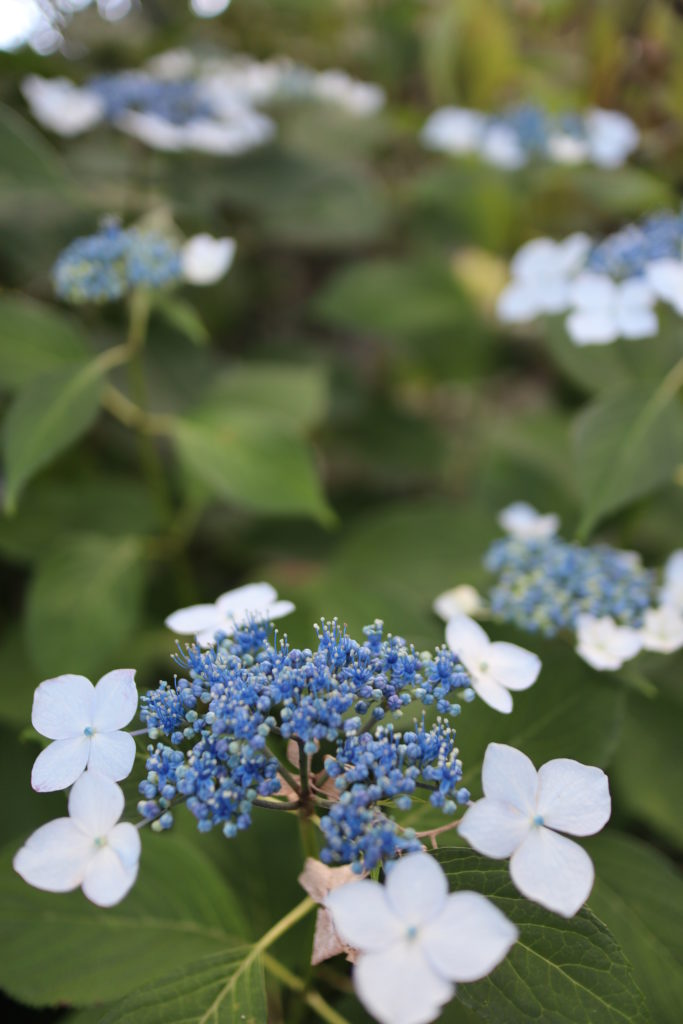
[53,222,182,303]
[586,210,683,279]
[138,619,474,869]
[485,535,656,636]
[492,104,583,157]
[88,72,213,125]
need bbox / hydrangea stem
[262,953,352,1024]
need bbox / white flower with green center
[445,614,540,714]
[638,605,683,654]
[31,670,138,792]
[459,743,611,918]
[165,581,295,646]
[14,771,141,907]
[326,853,517,1024]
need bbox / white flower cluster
[497,227,683,346]
[421,106,638,170]
[22,52,384,154]
[326,740,611,1024]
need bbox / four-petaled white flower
[660,549,683,611]
[14,771,141,907]
[165,581,295,646]
[638,605,683,654]
[22,75,105,136]
[575,614,642,671]
[433,585,484,621]
[31,670,138,792]
[584,108,640,169]
[497,501,559,541]
[566,273,657,346]
[445,615,541,714]
[496,233,591,323]
[182,234,236,285]
[459,743,611,918]
[326,852,517,1024]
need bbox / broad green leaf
[2,360,106,511]
[573,380,683,539]
[589,831,683,1024]
[174,410,334,525]
[24,533,146,678]
[204,362,329,433]
[0,628,38,728]
[101,948,266,1024]
[0,832,249,1007]
[435,848,648,1024]
[0,295,90,390]
[610,691,683,849]
[154,294,210,346]
[0,474,160,564]
[0,103,70,191]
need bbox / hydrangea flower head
[31,670,137,792]
[326,852,518,1024]
[140,618,474,870]
[459,743,611,917]
[14,771,141,907]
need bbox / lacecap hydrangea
[139,618,474,871]
[53,222,182,304]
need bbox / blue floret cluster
[53,221,182,304]
[586,210,683,279]
[485,535,657,637]
[88,72,213,125]
[138,619,474,870]
[491,104,585,157]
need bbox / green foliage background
[0,1,682,1023]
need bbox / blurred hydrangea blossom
[422,103,638,170]
[498,210,683,344]
[165,581,295,646]
[53,221,235,303]
[22,54,383,154]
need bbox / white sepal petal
[471,676,514,714]
[458,798,531,858]
[82,845,140,907]
[535,759,611,836]
[68,772,125,837]
[164,603,221,634]
[487,642,541,691]
[384,853,447,928]
[92,669,137,731]
[422,891,518,982]
[510,827,594,917]
[31,736,90,793]
[326,880,403,952]
[87,731,137,782]
[353,943,453,1024]
[13,819,92,893]
[32,674,94,739]
[481,742,537,813]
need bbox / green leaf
[2,360,106,512]
[573,378,683,539]
[154,294,210,346]
[589,831,683,1024]
[101,948,266,1024]
[24,533,146,678]
[435,848,648,1024]
[610,691,683,849]
[0,295,90,390]
[0,103,70,191]
[174,410,334,525]
[0,474,160,564]
[204,362,329,434]
[0,832,249,1007]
